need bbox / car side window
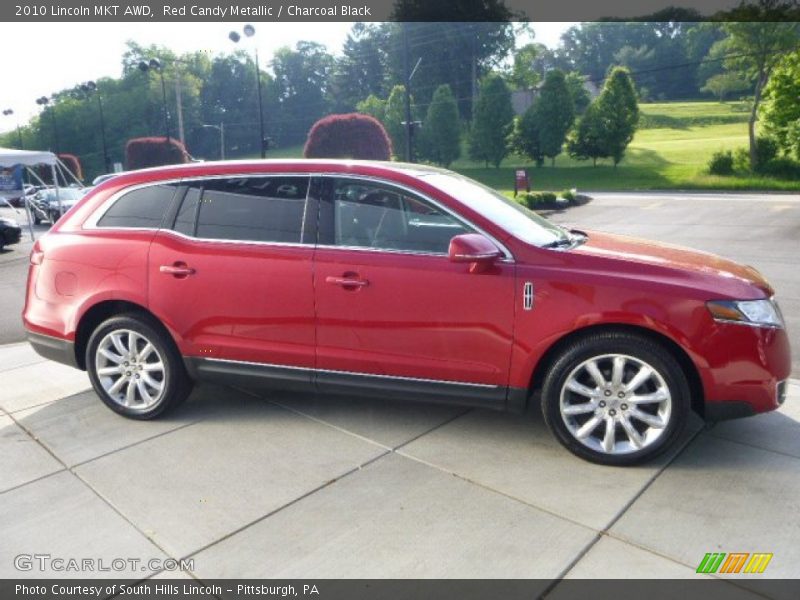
[181,176,310,244]
[331,179,471,254]
[97,184,177,228]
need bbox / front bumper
[26,330,79,369]
[699,321,791,421]
[2,225,22,245]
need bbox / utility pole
[403,23,413,162]
[175,71,185,144]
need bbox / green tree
[331,23,390,112]
[509,109,543,167]
[356,95,387,121]
[384,85,410,158]
[718,1,799,169]
[508,43,540,90]
[566,102,608,166]
[535,69,575,166]
[419,85,461,167]
[271,41,334,146]
[468,74,514,167]
[565,72,591,114]
[701,72,750,102]
[386,2,518,117]
[762,49,800,159]
[595,66,639,167]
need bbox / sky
[0,22,574,135]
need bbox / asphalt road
[1,191,798,375]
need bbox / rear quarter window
[96,184,177,229]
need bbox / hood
[572,230,773,298]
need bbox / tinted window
[97,184,176,228]
[173,186,200,236]
[331,179,471,254]
[195,177,309,243]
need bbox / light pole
[79,81,111,173]
[201,123,225,160]
[138,58,171,141]
[2,109,23,149]
[229,24,267,158]
[35,96,60,152]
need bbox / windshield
[420,172,568,247]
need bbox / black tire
[86,312,193,419]
[541,332,690,466]
[33,214,41,225]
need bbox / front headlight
[707,298,784,328]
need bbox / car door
[148,174,317,390]
[312,175,516,406]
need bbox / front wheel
[86,313,192,419]
[541,332,690,466]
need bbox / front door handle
[326,275,369,289]
[160,262,196,277]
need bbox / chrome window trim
[82,170,514,262]
[84,177,185,230]
[205,357,499,389]
[314,173,514,262]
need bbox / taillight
[30,241,43,265]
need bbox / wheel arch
[74,300,178,370]
[528,323,706,418]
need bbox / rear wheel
[541,332,690,466]
[86,313,192,419]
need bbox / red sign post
[514,169,530,197]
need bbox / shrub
[732,137,780,173]
[733,147,750,172]
[125,137,189,170]
[708,150,734,175]
[519,191,558,209]
[560,189,576,203]
[758,156,800,179]
[304,113,392,161]
[754,136,779,171]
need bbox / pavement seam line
[395,449,599,534]
[234,384,472,452]
[180,448,393,565]
[542,423,705,591]
[0,467,68,496]
[68,420,201,469]
[4,409,180,569]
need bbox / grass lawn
[264,101,800,193]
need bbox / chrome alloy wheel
[559,354,672,455]
[95,329,166,411]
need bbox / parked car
[30,186,87,224]
[23,161,791,465]
[0,214,22,250]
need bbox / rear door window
[174,176,311,244]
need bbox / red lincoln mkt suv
[23,160,791,465]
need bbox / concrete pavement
[1,341,798,592]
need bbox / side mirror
[448,233,502,272]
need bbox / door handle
[326,275,369,288]
[160,263,195,277]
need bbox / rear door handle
[326,275,369,288]
[160,263,195,277]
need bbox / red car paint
[23,160,791,418]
